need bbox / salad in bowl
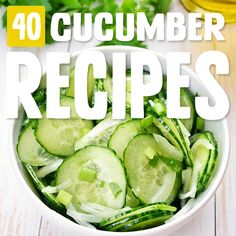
[10,46,229,235]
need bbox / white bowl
[8,46,229,236]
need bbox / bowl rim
[8,45,230,235]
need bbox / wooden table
[0,1,235,235]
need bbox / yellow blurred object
[181,0,236,23]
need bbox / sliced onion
[66,208,97,229]
[80,203,131,218]
[36,159,63,178]
[41,179,71,194]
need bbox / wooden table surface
[0,1,236,235]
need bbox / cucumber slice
[56,146,126,210]
[109,212,172,232]
[35,96,93,157]
[115,211,172,232]
[108,120,142,160]
[103,206,174,232]
[165,118,192,166]
[150,100,192,166]
[108,119,158,160]
[17,124,59,166]
[99,202,176,228]
[181,168,192,194]
[197,132,218,194]
[124,134,181,204]
[25,164,65,213]
[152,117,179,148]
[66,65,94,103]
[157,84,196,133]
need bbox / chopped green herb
[100,180,105,188]
[33,89,46,106]
[56,190,72,207]
[79,167,97,183]
[109,182,122,198]
[152,99,166,116]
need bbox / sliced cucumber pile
[158,79,196,133]
[99,203,176,231]
[16,68,218,232]
[149,99,193,167]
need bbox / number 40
[12,12,41,40]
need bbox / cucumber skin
[157,86,196,133]
[196,132,218,194]
[99,202,176,228]
[17,122,60,166]
[125,187,141,209]
[165,171,182,204]
[108,119,159,160]
[182,131,218,196]
[24,164,65,215]
[194,132,211,190]
[173,118,193,166]
[107,119,142,160]
[102,211,173,232]
[117,213,172,232]
[151,113,193,167]
[134,148,181,204]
